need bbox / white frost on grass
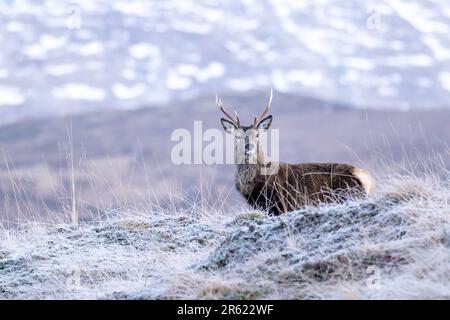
[52,83,106,101]
[1,169,449,299]
[0,86,26,106]
[0,211,233,299]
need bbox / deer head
[218,90,273,164]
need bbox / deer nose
[245,143,256,154]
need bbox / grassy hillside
[0,92,449,225]
[1,169,449,299]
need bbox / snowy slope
[1,0,450,122]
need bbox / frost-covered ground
[1,170,449,299]
[1,0,449,300]
[1,0,450,123]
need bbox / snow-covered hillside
[1,0,450,123]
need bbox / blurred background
[0,0,449,225]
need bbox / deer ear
[221,118,237,134]
[257,115,272,131]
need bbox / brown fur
[236,162,371,215]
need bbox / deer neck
[235,148,266,195]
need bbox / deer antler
[216,94,240,126]
[252,88,273,128]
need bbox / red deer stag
[218,90,376,215]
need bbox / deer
[217,90,376,215]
